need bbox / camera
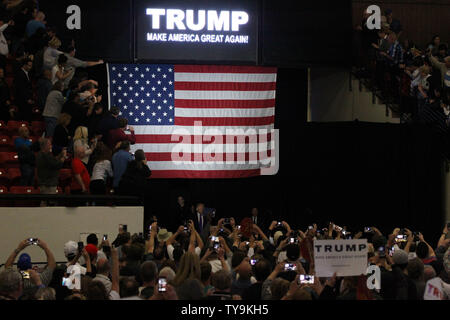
[298,274,314,284]
[20,271,30,279]
[289,237,298,244]
[77,241,84,252]
[211,236,218,242]
[250,259,258,266]
[158,277,167,292]
[28,238,38,245]
[213,241,220,250]
[284,263,297,271]
[103,234,107,241]
[364,227,372,233]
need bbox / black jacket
[118,161,152,197]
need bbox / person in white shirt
[51,54,74,85]
[43,37,63,70]
[90,143,113,194]
[0,19,14,68]
[166,220,204,260]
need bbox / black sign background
[134,0,259,64]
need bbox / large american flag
[107,64,277,178]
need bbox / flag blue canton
[108,64,175,126]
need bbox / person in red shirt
[71,145,90,194]
[105,118,136,150]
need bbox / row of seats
[0,120,45,137]
[0,185,66,194]
[0,167,72,188]
[0,136,41,152]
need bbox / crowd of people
[0,204,449,300]
[0,0,152,199]
[356,8,450,136]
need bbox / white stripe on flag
[132,143,272,153]
[175,107,275,118]
[175,90,276,100]
[175,73,277,83]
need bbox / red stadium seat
[0,121,6,135]
[31,121,45,136]
[7,121,29,136]
[1,152,19,168]
[0,168,8,187]
[0,185,9,206]
[7,168,21,186]
[10,186,36,194]
[59,169,72,188]
[10,186,38,206]
[0,136,13,152]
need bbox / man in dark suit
[14,58,34,121]
[250,207,267,231]
[192,202,208,235]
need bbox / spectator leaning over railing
[4,238,56,299]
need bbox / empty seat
[1,152,19,168]
[10,186,36,194]
[0,121,6,135]
[31,121,45,136]
[7,168,21,186]
[0,168,8,186]
[0,136,13,152]
[0,185,9,206]
[7,121,29,136]
[59,168,72,188]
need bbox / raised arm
[5,239,30,268]
[110,246,119,293]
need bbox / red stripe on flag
[145,151,273,162]
[175,65,277,74]
[135,134,273,144]
[175,99,275,109]
[150,169,262,179]
[175,82,276,91]
[175,116,275,126]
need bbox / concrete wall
[0,206,143,265]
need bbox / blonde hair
[172,252,201,287]
[73,126,88,142]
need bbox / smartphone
[20,271,30,279]
[103,234,107,241]
[28,238,38,245]
[237,225,241,230]
[289,237,298,244]
[245,241,250,246]
[158,277,167,292]
[62,277,71,287]
[213,241,220,250]
[250,259,258,266]
[308,225,313,230]
[378,246,386,258]
[298,274,314,284]
[78,241,84,252]
[284,263,297,271]
[364,227,372,233]
[211,236,218,242]
[276,221,282,227]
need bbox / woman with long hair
[89,142,113,195]
[73,126,97,166]
[172,251,202,287]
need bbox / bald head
[444,56,450,68]
[96,258,110,275]
[423,265,436,282]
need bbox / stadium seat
[10,186,38,206]
[7,168,21,186]
[7,121,29,136]
[0,121,6,135]
[0,185,9,206]
[0,168,8,187]
[0,152,19,168]
[31,121,45,136]
[59,169,72,188]
[10,186,36,194]
[0,136,13,152]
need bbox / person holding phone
[4,238,56,297]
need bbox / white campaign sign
[314,239,368,277]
